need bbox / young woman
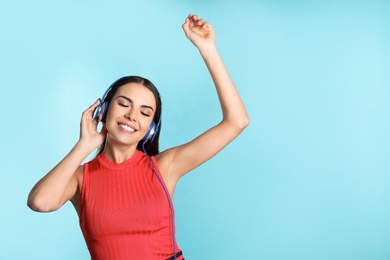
[28,14,249,260]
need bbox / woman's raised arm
[157,14,250,190]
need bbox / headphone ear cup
[100,101,109,122]
[95,101,109,122]
[143,121,156,142]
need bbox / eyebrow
[117,95,154,111]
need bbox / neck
[102,140,138,163]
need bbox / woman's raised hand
[182,14,215,50]
[79,99,107,150]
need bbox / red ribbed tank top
[79,150,183,260]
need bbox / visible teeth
[119,124,135,132]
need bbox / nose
[124,109,137,122]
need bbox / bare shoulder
[155,148,176,178]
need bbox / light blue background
[1,0,389,259]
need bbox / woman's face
[105,82,157,147]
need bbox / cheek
[142,118,154,131]
[104,108,119,131]
[105,105,122,120]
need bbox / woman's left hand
[182,14,215,50]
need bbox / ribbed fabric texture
[79,150,183,260]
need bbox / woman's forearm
[199,43,250,129]
[27,140,92,212]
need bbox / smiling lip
[118,123,137,134]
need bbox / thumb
[182,17,190,33]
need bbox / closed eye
[141,111,151,117]
[118,102,129,107]
[116,97,130,107]
[116,96,154,116]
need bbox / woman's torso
[75,151,182,260]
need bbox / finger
[182,16,190,28]
[193,16,203,27]
[182,19,192,36]
[82,99,100,120]
[202,21,211,29]
[197,18,205,26]
[187,16,197,31]
[86,99,101,112]
[187,14,196,25]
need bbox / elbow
[226,115,250,135]
[27,194,56,213]
[236,115,250,132]
[27,196,46,212]
[240,116,250,130]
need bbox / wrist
[198,42,219,63]
[197,42,218,58]
[75,139,97,155]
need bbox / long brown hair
[96,76,162,156]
